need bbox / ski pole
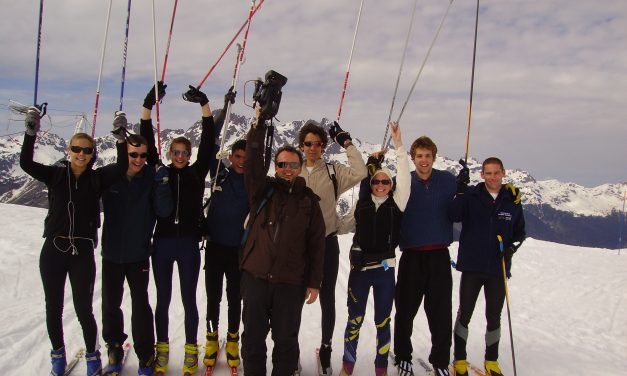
[161,0,179,83]
[151,0,163,157]
[33,0,45,106]
[336,0,366,123]
[213,0,257,191]
[391,0,455,145]
[119,0,133,112]
[497,235,518,376]
[381,0,419,149]
[196,0,266,89]
[92,0,113,138]
[463,0,480,164]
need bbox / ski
[204,338,226,376]
[63,348,85,376]
[315,347,332,376]
[102,342,132,376]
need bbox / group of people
[22,80,525,376]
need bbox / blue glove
[155,164,169,184]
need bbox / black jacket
[19,133,128,243]
[353,195,403,266]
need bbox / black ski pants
[40,237,99,353]
[101,258,155,364]
[319,234,340,346]
[454,272,505,362]
[393,249,453,369]
[240,271,305,376]
[204,241,241,334]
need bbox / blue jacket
[205,168,248,247]
[449,183,526,277]
[399,169,456,249]
[101,167,173,263]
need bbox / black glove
[224,85,237,107]
[154,163,169,184]
[329,121,352,147]
[456,159,470,194]
[501,241,522,265]
[505,183,522,204]
[111,111,127,141]
[182,85,209,106]
[143,81,167,110]
[24,106,42,136]
[366,154,384,176]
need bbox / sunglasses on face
[128,152,148,159]
[70,146,94,155]
[276,161,301,169]
[371,179,391,186]
[170,149,190,157]
[303,141,323,148]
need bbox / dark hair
[275,145,303,165]
[169,137,192,155]
[231,139,246,153]
[410,136,438,159]
[127,134,148,147]
[481,157,505,172]
[298,120,328,147]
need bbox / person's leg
[204,242,226,333]
[67,240,99,353]
[483,275,506,361]
[319,235,340,345]
[101,259,127,346]
[176,238,201,344]
[39,238,70,350]
[394,251,425,361]
[372,267,395,369]
[126,259,155,364]
[423,250,453,368]
[342,270,371,366]
[224,247,242,334]
[241,272,270,376]
[152,238,176,342]
[270,282,305,376]
[453,272,484,361]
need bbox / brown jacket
[241,125,325,288]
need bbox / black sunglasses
[170,149,190,157]
[128,152,149,159]
[276,161,301,169]
[303,141,323,147]
[70,146,94,155]
[371,179,391,186]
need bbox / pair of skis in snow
[204,339,240,376]
[62,343,131,376]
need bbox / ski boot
[183,343,199,374]
[226,331,241,368]
[453,360,469,376]
[396,358,414,376]
[375,367,388,376]
[339,361,354,376]
[432,366,450,375]
[154,341,169,374]
[104,342,124,373]
[318,343,333,375]
[50,347,67,376]
[484,360,504,376]
[137,352,155,376]
[85,349,102,376]
[203,331,219,367]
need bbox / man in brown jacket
[240,114,326,376]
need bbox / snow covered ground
[0,202,625,375]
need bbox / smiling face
[275,150,302,183]
[481,162,505,193]
[301,132,325,165]
[68,137,94,172]
[228,149,246,174]
[127,143,148,177]
[371,171,392,197]
[412,147,434,179]
[169,141,190,169]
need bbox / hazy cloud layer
[1,0,625,187]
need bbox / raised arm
[389,122,410,211]
[328,121,368,194]
[182,85,214,180]
[19,106,56,183]
[244,110,271,203]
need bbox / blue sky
[1,0,625,187]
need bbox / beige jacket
[299,144,367,236]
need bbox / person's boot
[453,359,469,376]
[225,331,240,368]
[203,331,219,367]
[137,352,155,375]
[85,349,102,376]
[154,341,169,374]
[182,343,199,374]
[105,342,124,373]
[484,360,504,376]
[50,347,67,376]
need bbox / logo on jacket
[497,211,512,221]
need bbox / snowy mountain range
[1,113,625,249]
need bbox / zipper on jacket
[174,173,180,225]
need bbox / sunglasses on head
[128,152,148,159]
[276,161,301,169]
[303,141,323,148]
[170,149,190,157]
[371,179,391,186]
[70,146,94,155]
